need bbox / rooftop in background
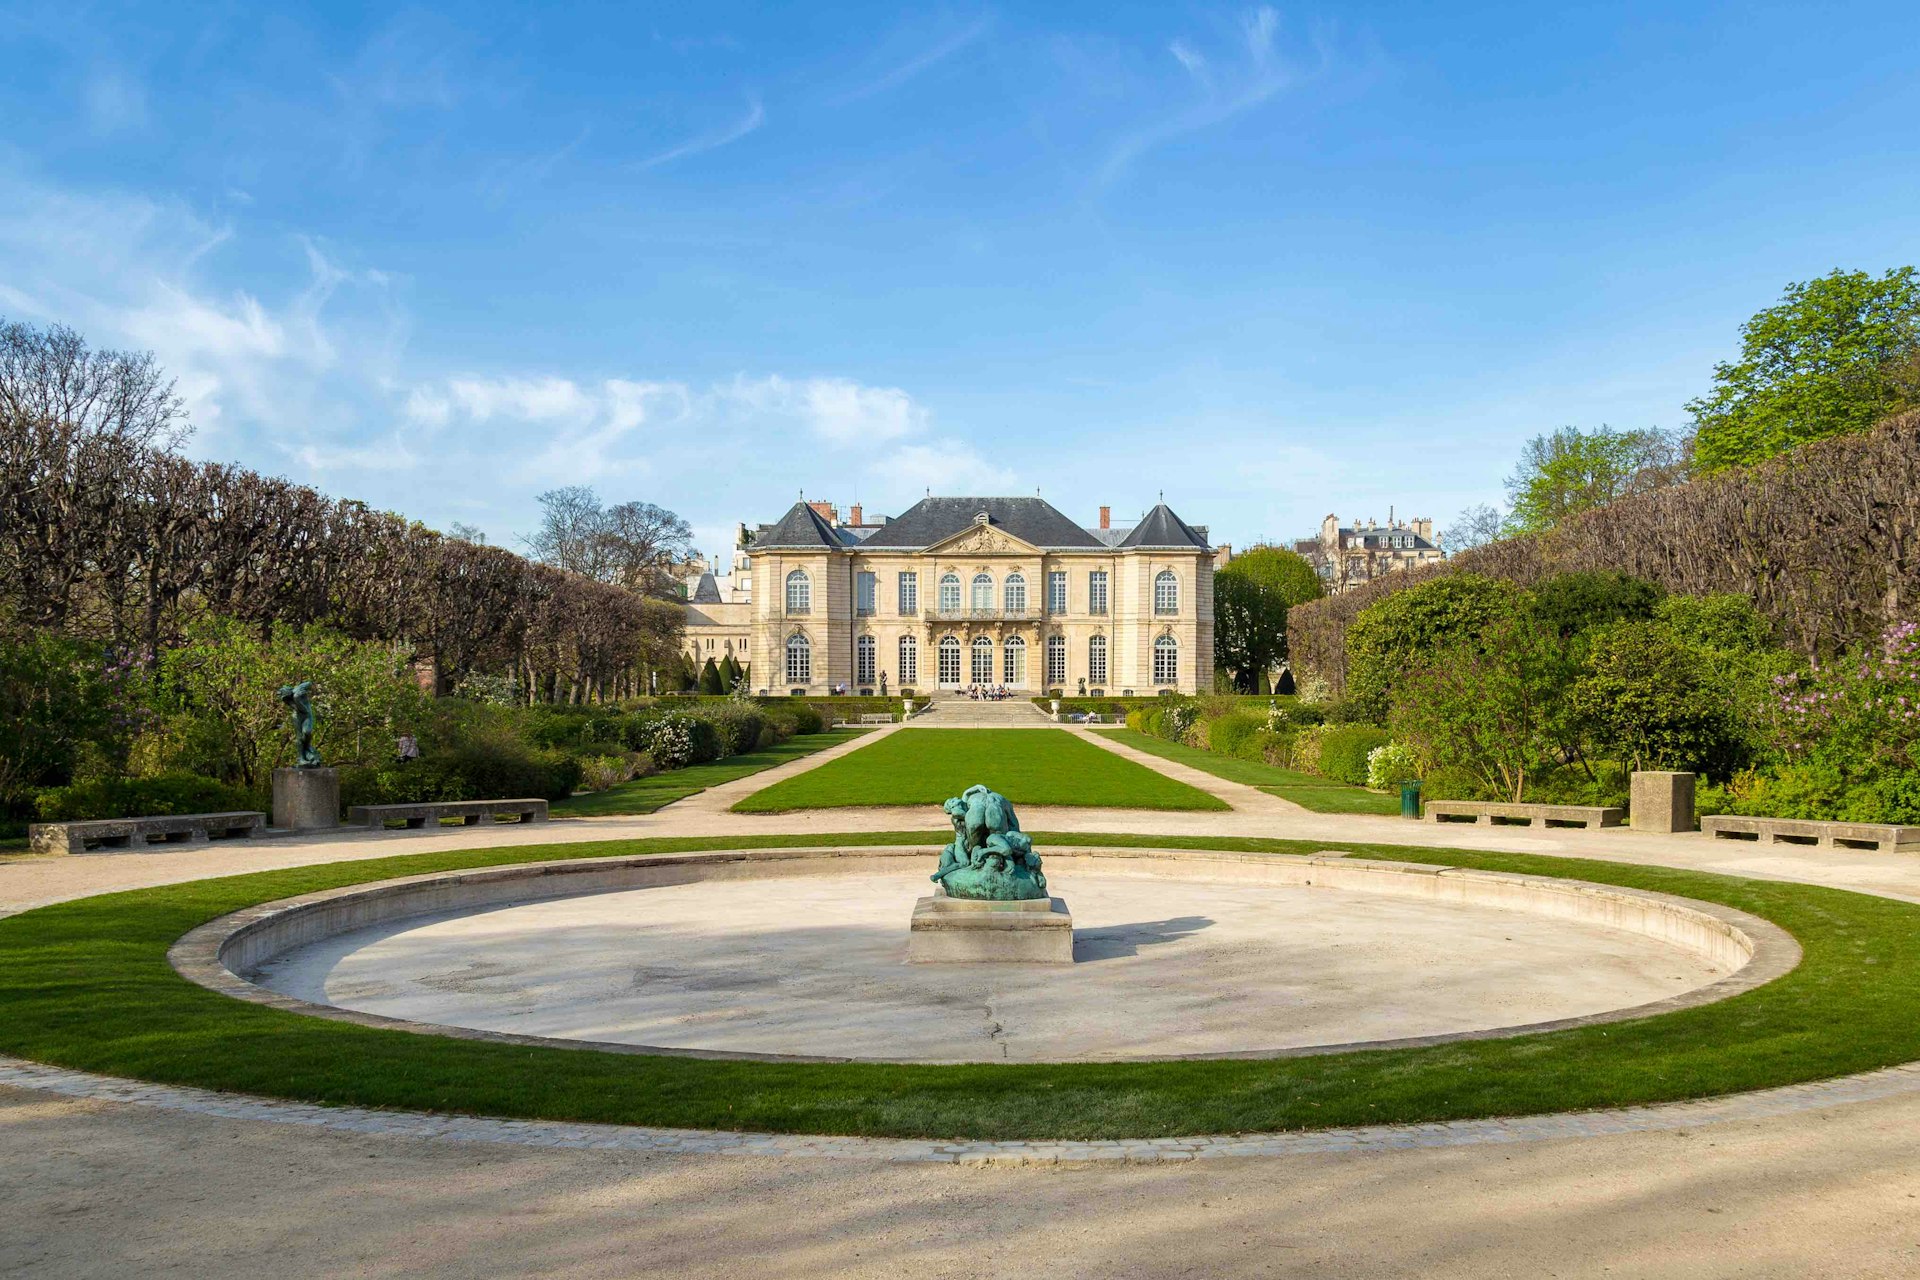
[752,496,1210,552]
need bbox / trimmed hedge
[1317,726,1394,787]
[34,772,261,821]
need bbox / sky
[2,2,1917,563]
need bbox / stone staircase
[916,694,1056,727]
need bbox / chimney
[1099,505,1111,530]
[808,500,837,523]
[849,503,863,526]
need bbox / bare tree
[1439,504,1504,555]
[525,486,694,597]
[524,486,611,580]
[0,319,188,449]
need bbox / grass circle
[3,831,1919,1141]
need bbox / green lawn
[4,830,1920,1140]
[731,728,1228,812]
[553,730,869,817]
[1094,728,1402,816]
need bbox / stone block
[1631,771,1696,833]
[273,767,340,832]
[907,892,1074,964]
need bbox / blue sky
[2,2,1917,561]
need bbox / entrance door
[938,635,961,687]
[971,636,994,684]
[1003,635,1027,687]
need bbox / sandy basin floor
[255,871,1728,1061]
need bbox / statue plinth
[907,887,1074,964]
[272,767,340,832]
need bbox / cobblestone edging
[7,1054,1920,1164]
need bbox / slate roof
[688,572,723,604]
[754,502,843,549]
[856,497,1107,550]
[1116,503,1210,550]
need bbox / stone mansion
[686,496,1216,696]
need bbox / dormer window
[973,510,990,526]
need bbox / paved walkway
[9,724,1920,1274]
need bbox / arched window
[939,573,961,612]
[1153,634,1178,684]
[1003,634,1027,685]
[785,633,812,685]
[855,634,875,685]
[1003,573,1027,614]
[1154,570,1179,615]
[938,634,961,685]
[1088,634,1108,684]
[1045,634,1066,685]
[971,635,995,684]
[971,573,994,612]
[899,634,919,685]
[785,569,811,613]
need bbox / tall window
[899,634,919,684]
[1047,571,1067,614]
[785,632,811,684]
[1045,634,1066,685]
[938,635,961,685]
[1004,573,1027,614]
[971,573,994,611]
[855,634,875,684]
[856,571,876,616]
[1003,635,1027,685]
[1154,570,1179,615]
[898,571,918,615]
[1089,634,1108,684]
[1153,634,1178,684]
[1089,570,1108,615]
[971,635,994,684]
[939,572,961,612]
[785,569,811,614]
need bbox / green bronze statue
[932,784,1047,900]
[276,681,323,769]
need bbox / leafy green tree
[698,656,724,695]
[1213,546,1321,692]
[1345,574,1520,721]
[1526,572,1665,642]
[149,617,424,788]
[718,652,742,691]
[1690,267,1920,472]
[1569,621,1746,779]
[1502,426,1684,535]
[0,634,124,810]
[1389,613,1574,802]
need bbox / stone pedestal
[273,767,340,832]
[907,890,1074,964]
[1631,770,1696,833]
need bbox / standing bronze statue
[276,681,323,769]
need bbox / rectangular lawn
[553,730,870,817]
[731,728,1228,812]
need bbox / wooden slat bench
[1426,801,1624,830]
[347,799,549,831]
[1701,815,1920,852]
[28,811,266,856]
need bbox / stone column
[273,767,341,832]
[1630,771,1696,833]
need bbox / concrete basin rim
[167,845,1801,1067]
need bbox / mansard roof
[1116,502,1210,550]
[857,497,1106,550]
[755,502,842,549]
[688,571,723,603]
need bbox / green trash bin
[1399,779,1422,819]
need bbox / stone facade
[681,537,753,671]
[741,497,1215,696]
[1295,513,1444,594]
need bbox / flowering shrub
[639,714,698,770]
[1772,622,1920,772]
[1366,742,1420,790]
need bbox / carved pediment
[926,524,1040,557]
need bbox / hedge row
[1290,407,1920,695]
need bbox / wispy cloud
[833,14,994,104]
[82,64,148,134]
[638,94,764,169]
[1099,6,1304,187]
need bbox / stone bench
[347,799,548,831]
[1701,815,1920,852]
[832,714,895,727]
[28,811,266,856]
[1426,801,1624,830]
